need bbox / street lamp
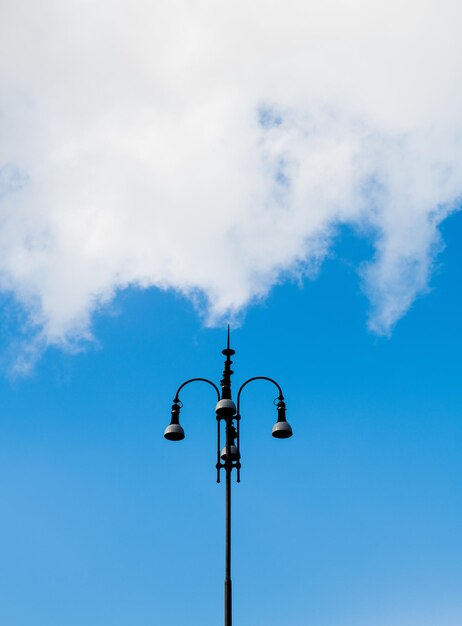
[163,327,293,626]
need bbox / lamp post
[163,327,293,626]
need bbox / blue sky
[0,212,460,626]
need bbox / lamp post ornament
[164,326,293,625]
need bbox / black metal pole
[164,327,292,626]
[221,326,234,626]
[225,415,232,626]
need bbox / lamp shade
[164,423,185,441]
[220,444,240,462]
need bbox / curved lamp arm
[235,376,286,483]
[236,376,284,416]
[165,378,221,444]
[173,377,221,404]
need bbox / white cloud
[0,0,461,366]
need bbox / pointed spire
[222,324,235,357]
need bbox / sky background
[0,212,460,626]
[1,0,462,624]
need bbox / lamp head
[164,402,185,441]
[220,444,240,462]
[215,398,237,417]
[220,423,240,461]
[272,399,293,439]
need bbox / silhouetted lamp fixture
[163,402,185,441]
[163,327,293,626]
[272,398,293,438]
